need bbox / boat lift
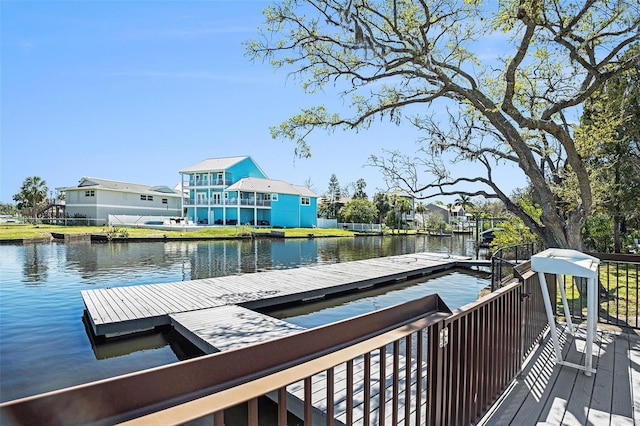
[531,248,600,376]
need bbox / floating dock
[80,252,489,424]
[82,252,488,338]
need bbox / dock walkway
[82,252,486,338]
[169,305,305,354]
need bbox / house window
[85,190,95,197]
[271,193,278,201]
[162,198,168,204]
[301,197,310,206]
[264,194,271,201]
[140,195,147,201]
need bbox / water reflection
[21,244,48,284]
[1,234,485,403]
[51,235,485,284]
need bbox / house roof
[179,156,268,177]
[60,177,181,196]
[226,177,317,197]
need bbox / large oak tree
[247,0,639,249]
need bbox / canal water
[0,234,486,403]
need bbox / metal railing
[558,253,640,329]
[491,242,542,291]
[183,198,270,207]
[493,247,640,330]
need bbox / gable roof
[179,156,268,177]
[226,177,317,197]
[61,177,180,196]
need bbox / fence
[338,223,382,233]
[316,218,338,229]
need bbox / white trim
[68,203,180,211]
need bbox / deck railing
[1,265,555,425]
[558,252,640,329]
[490,242,542,291]
[493,248,640,330]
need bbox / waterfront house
[179,156,318,227]
[425,202,466,224]
[60,177,182,225]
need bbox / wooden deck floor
[82,252,483,337]
[480,324,640,425]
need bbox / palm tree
[13,176,48,224]
[396,197,413,233]
[414,201,427,230]
[454,194,475,211]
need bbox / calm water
[0,234,484,402]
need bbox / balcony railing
[184,179,232,188]
[185,180,210,187]
[183,198,271,207]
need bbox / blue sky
[1,0,525,204]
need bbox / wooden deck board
[630,334,640,423]
[479,325,639,426]
[611,332,635,424]
[282,349,427,425]
[169,306,305,354]
[586,333,614,425]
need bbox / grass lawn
[557,264,639,326]
[0,223,357,240]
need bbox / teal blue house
[179,156,317,228]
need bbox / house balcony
[184,179,232,188]
[184,180,210,188]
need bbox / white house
[424,203,467,224]
[60,177,182,225]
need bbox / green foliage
[0,203,18,216]
[247,0,640,250]
[384,210,400,232]
[422,210,446,230]
[236,225,254,236]
[340,198,377,223]
[576,46,640,252]
[372,192,391,224]
[13,176,48,223]
[491,217,538,250]
[581,215,615,253]
[352,178,368,200]
[102,226,129,240]
[321,173,342,219]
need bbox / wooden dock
[82,252,487,338]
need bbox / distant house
[60,177,182,225]
[387,191,416,225]
[424,203,467,224]
[179,156,317,227]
